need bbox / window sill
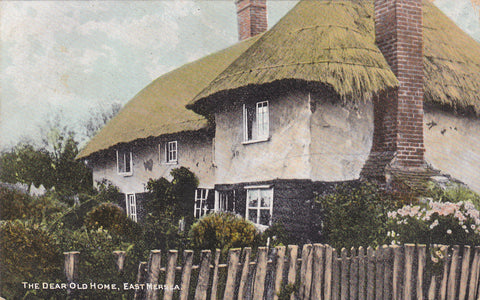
[242,137,270,145]
[118,172,133,177]
[162,161,178,165]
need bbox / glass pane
[125,153,131,172]
[260,190,271,207]
[248,190,258,207]
[248,209,257,223]
[259,210,271,226]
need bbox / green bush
[84,203,142,241]
[387,200,480,246]
[426,182,480,210]
[316,182,400,250]
[57,228,138,299]
[189,212,260,253]
[0,220,63,299]
[0,186,68,223]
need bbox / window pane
[248,209,257,223]
[125,152,131,173]
[259,210,271,226]
[248,190,258,207]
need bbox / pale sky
[1,0,479,151]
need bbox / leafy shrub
[0,220,63,299]
[189,212,260,253]
[387,200,480,246]
[57,228,138,299]
[426,182,480,210]
[316,182,400,249]
[0,186,67,223]
[84,203,141,241]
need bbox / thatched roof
[189,0,399,111]
[80,0,480,159]
[423,1,480,114]
[77,36,260,159]
[189,0,480,115]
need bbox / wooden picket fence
[65,243,480,300]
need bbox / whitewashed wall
[424,109,480,193]
[91,132,215,194]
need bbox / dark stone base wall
[216,179,341,244]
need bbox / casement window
[126,194,137,222]
[117,150,133,176]
[246,187,273,227]
[243,101,269,142]
[163,141,178,164]
[194,189,209,218]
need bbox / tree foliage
[0,134,92,201]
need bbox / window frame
[116,149,133,176]
[162,140,178,164]
[243,101,270,144]
[126,193,137,222]
[194,188,209,218]
[245,186,273,229]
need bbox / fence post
[179,250,194,300]
[252,247,268,300]
[134,261,147,300]
[467,246,480,300]
[447,245,460,300]
[164,250,178,300]
[287,245,299,300]
[417,245,427,300]
[403,244,415,300]
[194,250,212,300]
[358,246,366,300]
[375,246,384,300]
[299,244,313,300]
[64,251,80,296]
[439,245,449,300]
[224,248,241,300]
[113,250,126,273]
[64,251,80,283]
[145,250,162,300]
[238,247,252,299]
[350,247,358,300]
[458,245,470,300]
[366,246,375,300]
[311,244,325,300]
[391,245,403,300]
[210,249,221,300]
[340,248,349,300]
[332,248,340,300]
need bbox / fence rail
[65,243,480,300]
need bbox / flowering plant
[386,200,480,246]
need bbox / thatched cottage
[78,0,480,240]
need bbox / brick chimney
[361,0,427,185]
[235,0,267,41]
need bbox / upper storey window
[117,149,133,176]
[165,141,178,164]
[243,101,269,143]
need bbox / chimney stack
[362,0,426,183]
[235,0,267,41]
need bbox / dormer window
[117,149,133,176]
[164,141,178,164]
[243,101,269,143]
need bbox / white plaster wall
[214,91,312,184]
[91,133,215,194]
[310,96,373,181]
[424,109,480,193]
